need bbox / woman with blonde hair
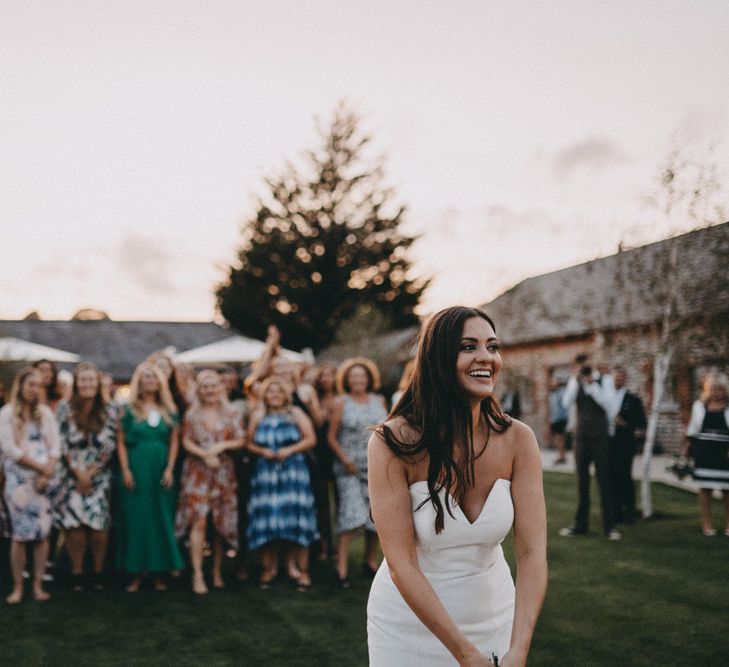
[685,374,729,536]
[328,357,388,588]
[246,376,318,590]
[0,366,61,603]
[116,363,183,592]
[56,362,118,591]
[175,370,245,594]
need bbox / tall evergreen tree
[216,103,428,351]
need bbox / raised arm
[247,325,281,386]
[505,423,548,667]
[368,430,492,666]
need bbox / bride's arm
[368,430,491,666]
[503,423,548,667]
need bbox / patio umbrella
[175,335,304,364]
[0,337,81,363]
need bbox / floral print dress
[56,401,118,531]
[0,405,62,542]
[333,394,387,534]
[175,405,243,549]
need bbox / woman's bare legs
[65,528,86,576]
[336,530,354,581]
[212,534,225,588]
[32,540,51,600]
[6,541,27,603]
[698,489,715,535]
[90,529,109,575]
[189,515,208,594]
[294,545,311,589]
[259,543,279,588]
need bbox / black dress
[691,410,729,490]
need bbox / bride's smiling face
[455,316,502,403]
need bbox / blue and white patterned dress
[246,411,319,551]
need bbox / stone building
[481,223,729,453]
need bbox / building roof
[481,222,729,346]
[0,320,234,379]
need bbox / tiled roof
[0,320,234,379]
[481,222,729,346]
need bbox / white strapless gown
[367,479,515,666]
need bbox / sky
[2,0,728,323]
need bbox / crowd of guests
[1,336,726,605]
[0,326,388,603]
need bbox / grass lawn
[0,472,726,666]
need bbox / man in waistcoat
[559,354,621,540]
[606,367,646,524]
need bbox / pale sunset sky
[2,0,728,321]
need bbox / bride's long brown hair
[378,306,511,533]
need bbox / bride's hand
[499,650,525,667]
[458,648,493,666]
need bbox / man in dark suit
[607,366,646,524]
[559,354,621,540]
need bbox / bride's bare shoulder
[369,416,422,459]
[497,418,541,465]
[380,415,421,446]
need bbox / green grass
[1,473,727,666]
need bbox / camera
[579,366,592,377]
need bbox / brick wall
[500,325,720,454]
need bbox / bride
[367,306,547,666]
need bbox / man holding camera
[559,354,621,541]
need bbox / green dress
[116,405,183,573]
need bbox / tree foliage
[216,103,428,351]
[632,139,729,517]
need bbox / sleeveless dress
[690,409,729,490]
[333,394,388,533]
[246,411,319,551]
[367,479,515,666]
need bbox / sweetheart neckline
[408,478,511,525]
